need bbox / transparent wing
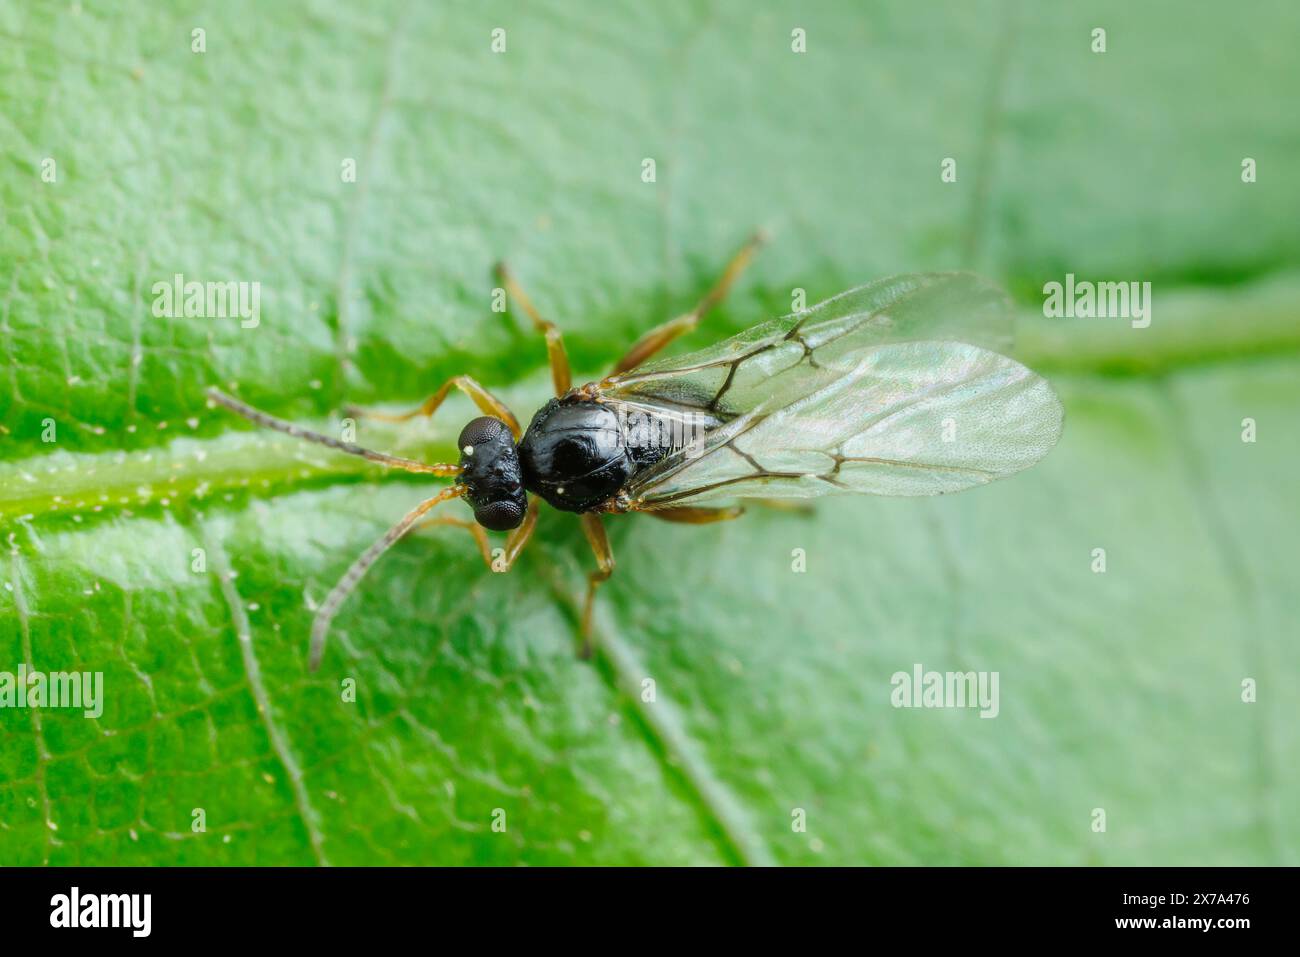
[603,272,1014,419]
[599,274,1063,508]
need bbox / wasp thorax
[457,416,527,530]
[518,396,670,513]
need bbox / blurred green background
[1,0,1296,865]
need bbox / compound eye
[458,416,507,451]
[474,499,524,531]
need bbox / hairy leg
[415,498,539,571]
[345,375,521,439]
[495,262,572,396]
[578,513,615,659]
[609,230,767,376]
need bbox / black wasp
[209,234,1062,669]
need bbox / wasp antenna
[207,387,460,477]
[308,484,467,671]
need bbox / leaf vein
[202,528,332,866]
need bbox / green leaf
[1,0,1296,865]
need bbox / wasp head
[457,416,527,530]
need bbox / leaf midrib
[5,287,1294,527]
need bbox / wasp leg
[643,505,745,524]
[497,498,540,570]
[495,262,572,396]
[578,513,615,659]
[415,498,539,570]
[609,230,768,376]
[345,375,521,440]
[414,515,492,565]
